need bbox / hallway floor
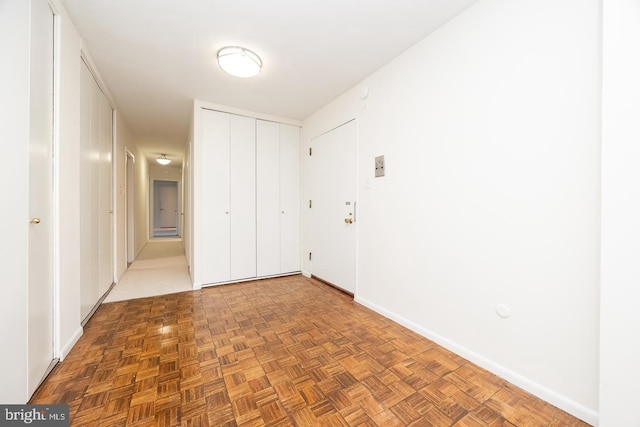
[31,275,589,426]
[104,238,191,303]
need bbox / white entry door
[310,120,357,294]
[28,0,55,396]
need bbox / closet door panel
[280,124,301,273]
[256,120,281,277]
[229,114,256,280]
[79,63,98,319]
[201,110,231,283]
[97,88,113,296]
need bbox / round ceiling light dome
[156,154,171,165]
[217,46,262,78]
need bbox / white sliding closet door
[257,121,281,276]
[199,109,298,286]
[80,61,113,321]
[98,83,113,296]
[80,62,99,320]
[279,124,301,273]
[257,121,301,277]
[201,110,231,284]
[201,110,256,284]
[229,114,256,281]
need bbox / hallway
[104,238,192,303]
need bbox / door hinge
[309,147,312,156]
[309,200,312,208]
[309,252,312,260]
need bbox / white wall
[302,0,600,423]
[131,145,150,258]
[600,0,640,425]
[150,164,182,181]
[0,0,31,404]
[114,112,137,280]
[183,139,192,274]
[53,0,84,358]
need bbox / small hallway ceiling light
[156,154,171,165]
[217,46,262,78]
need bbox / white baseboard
[301,270,311,278]
[58,326,83,361]
[354,295,599,426]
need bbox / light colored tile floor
[104,238,192,302]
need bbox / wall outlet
[375,155,385,177]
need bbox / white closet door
[80,61,112,320]
[79,62,98,319]
[256,120,281,276]
[201,110,231,283]
[280,124,301,273]
[98,86,113,296]
[229,114,256,280]
[28,0,55,395]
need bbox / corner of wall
[354,295,599,426]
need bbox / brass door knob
[344,218,353,224]
[30,218,41,224]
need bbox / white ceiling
[61,0,479,167]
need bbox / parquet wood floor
[30,275,590,426]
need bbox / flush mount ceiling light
[156,154,171,165]
[217,46,262,78]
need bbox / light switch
[375,155,385,177]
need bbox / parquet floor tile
[31,275,590,426]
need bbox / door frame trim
[125,149,135,264]
[150,178,181,238]
[50,0,61,363]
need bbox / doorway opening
[152,180,179,238]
